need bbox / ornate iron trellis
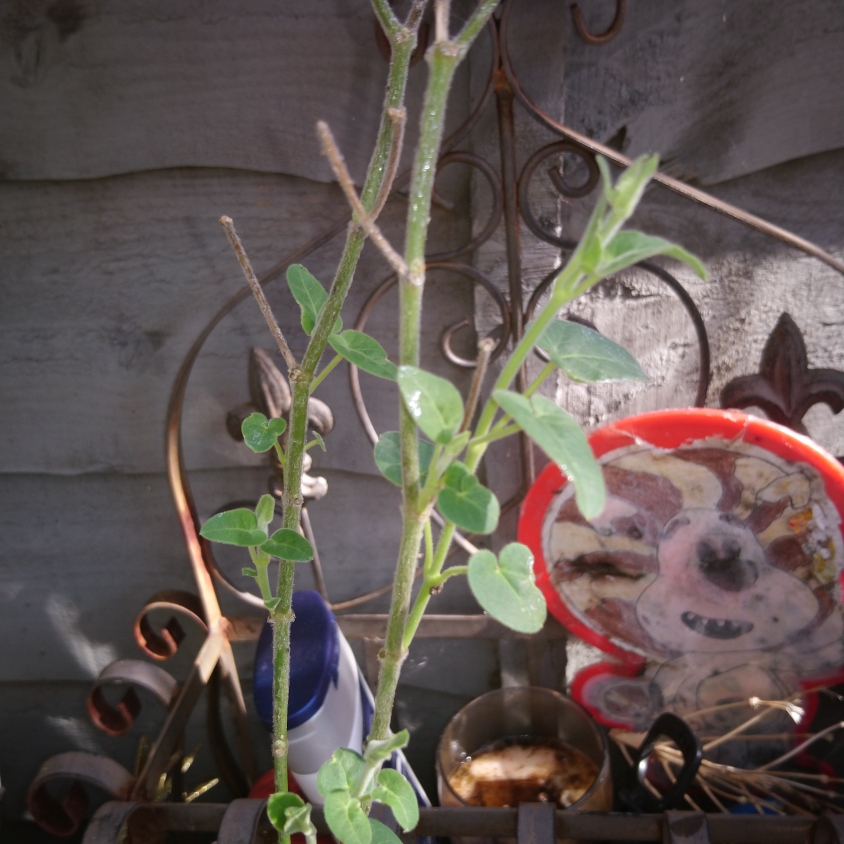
[26,0,844,840]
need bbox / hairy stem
[371,2,499,743]
[402,520,457,650]
[266,10,423,811]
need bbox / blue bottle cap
[253,590,340,730]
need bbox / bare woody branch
[219,216,299,373]
[316,120,409,278]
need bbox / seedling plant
[199,1,705,842]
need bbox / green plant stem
[265,13,422,814]
[309,354,342,394]
[370,507,427,739]
[525,361,556,397]
[469,423,521,447]
[372,4,499,743]
[434,564,468,585]
[467,263,585,472]
[372,43,466,743]
[273,441,286,470]
[401,519,456,650]
[271,371,310,799]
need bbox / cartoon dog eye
[696,538,758,592]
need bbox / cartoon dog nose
[696,538,758,592]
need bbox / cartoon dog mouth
[680,611,753,640]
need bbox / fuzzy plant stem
[370,0,500,742]
[269,16,422,801]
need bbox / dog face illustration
[635,509,820,654]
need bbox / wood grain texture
[560,0,844,185]
[0,0,435,182]
[0,166,474,475]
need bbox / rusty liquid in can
[447,736,599,808]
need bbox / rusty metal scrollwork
[87,659,179,737]
[27,753,136,837]
[133,590,207,660]
[570,0,627,45]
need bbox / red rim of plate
[518,408,844,666]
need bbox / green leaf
[397,366,464,445]
[241,566,258,578]
[597,230,707,280]
[324,791,371,844]
[287,264,342,335]
[468,543,547,634]
[363,730,409,766]
[492,390,605,520]
[241,412,287,453]
[372,769,419,832]
[329,330,398,381]
[318,748,366,796]
[199,509,268,547]
[265,597,282,611]
[310,431,326,452]
[261,529,314,562]
[374,432,435,487]
[255,494,276,530]
[437,462,500,534]
[267,792,316,838]
[537,320,648,383]
[369,818,403,844]
[599,153,659,222]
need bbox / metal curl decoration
[426,151,504,262]
[27,753,135,837]
[570,0,627,45]
[133,590,207,660]
[87,659,179,737]
[517,141,599,247]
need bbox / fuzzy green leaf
[363,730,410,766]
[200,509,268,547]
[287,264,342,335]
[397,366,464,445]
[373,433,435,487]
[267,792,316,839]
[369,819,403,844]
[318,749,366,796]
[324,791,371,844]
[241,412,287,453]
[241,566,258,578]
[310,431,326,452]
[437,462,499,534]
[597,230,707,280]
[492,390,605,520]
[261,529,314,562]
[255,494,276,530]
[372,769,419,832]
[329,330,398,381]
[598,153,659,222]
[264,596,282,611]
[537,320,647,383]
[468,543,547,633]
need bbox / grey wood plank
[0,465,484,682]
[0,0,435,183]
[0,166,473,475]
[561,0,844,185]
